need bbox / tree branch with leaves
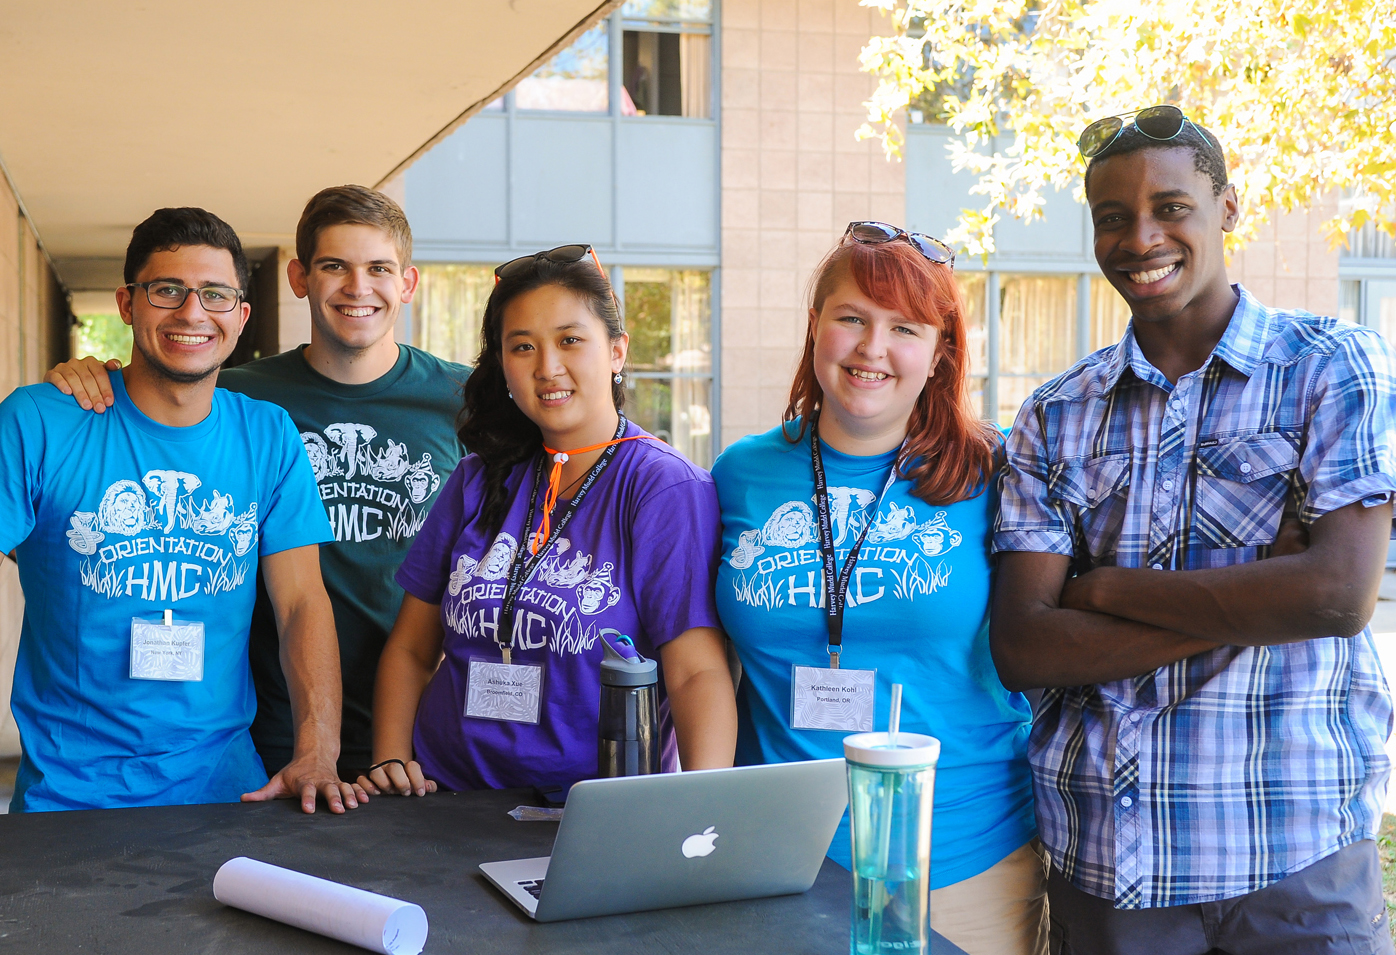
[857,0,1396,254]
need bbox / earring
[507,390,513,399]
[613,372,623,384]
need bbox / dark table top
[0,788,967,954]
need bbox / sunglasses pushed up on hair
[843,221,955,268]
[1077,105,1198,159]
[494,244,608,284]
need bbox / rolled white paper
[213,856,428,955]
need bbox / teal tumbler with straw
[843,684,940,955]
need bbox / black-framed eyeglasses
[1077,105,1196,159]
[126,281,244,313]
[494,244,607,284]
[843,221,955,267]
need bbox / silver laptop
[480,758,847,922]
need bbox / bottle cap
[843,732,940,769]
[599,632,657,687]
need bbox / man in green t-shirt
[47,186,470,779]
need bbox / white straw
[888,683,903,747]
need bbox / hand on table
[45,356,121,412]
[357,759,438,798]
[242,753,369,814]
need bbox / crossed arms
[990,499,1393,691]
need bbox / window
[621,0,712,118]
[515,25,610,112]
[1340,280,1361,326]
[412,265,493,365]
[623,268,714,466]
[1090,278,1131,352]
[409,265,715,465]
[997,275,1075,425]
[954,273,987,418]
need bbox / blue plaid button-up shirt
[994,286,1396,908]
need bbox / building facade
[403,0,1386,450]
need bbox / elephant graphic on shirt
[142,470,202,533]
[826,486,877,545]
[324,423,377,481]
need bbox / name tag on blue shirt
[129,612,204,681]
[791,664,875,731]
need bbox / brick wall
[1227,192,1341,317]
[719,0,905,448]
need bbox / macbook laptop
[480,758,847,922]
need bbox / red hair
[783,239,999,505]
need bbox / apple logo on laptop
[681,826,719,858]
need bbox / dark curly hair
[457,255,625,538]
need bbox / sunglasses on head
[843,221,955,267]
[494,244,607,284]
[1077,105,1197,159]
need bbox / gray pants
[1048,840,1394,955]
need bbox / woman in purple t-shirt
[358,247,736,797]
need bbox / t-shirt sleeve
[395,460,470,604]
[1298,327,1396,532]
[0,389,45,553]
[992,397,1075,556]
[629,470,723,651]
[257,409,334,556]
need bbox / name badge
[465,658,544,724]
[790,664,875,732]
[130,611,205,682]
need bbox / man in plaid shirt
[993,112,1396,953]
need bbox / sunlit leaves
[857,0,1396,253]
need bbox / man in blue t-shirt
[48,187,471,783]
[0,207,360,814]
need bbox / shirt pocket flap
[1196,432,1299,484]
[1047,455,1131,507]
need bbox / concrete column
[277,247,313,355]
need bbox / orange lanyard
[531,433,659,555]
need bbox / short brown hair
[295,184,412,267]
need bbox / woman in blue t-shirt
[358,246,736,798]
[711,224,1044,955]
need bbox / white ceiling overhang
[0,0,616,288]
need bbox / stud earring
[613,372,623,384]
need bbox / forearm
[667,667,737,770]
[371,641,436,763]
[1072,556,1374,645]
[991,602,1219,691]
[279,594,342,762]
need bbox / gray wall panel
[405,115,509,246]
[906,125,1091,265]
[512,116,614,246]
[616,120,717,250]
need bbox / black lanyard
[810,415,901,669]
[497,415,629,663]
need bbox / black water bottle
[597,633,660,777]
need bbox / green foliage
[74,313,132,365]
[857,0,1396,255]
